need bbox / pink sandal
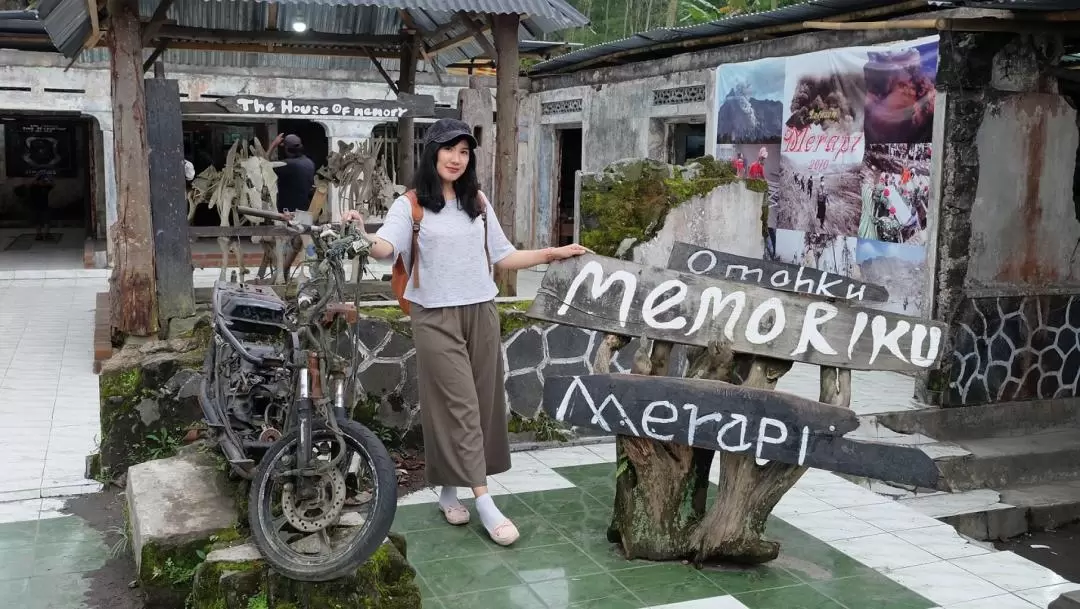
[486,519,520,546]
[437,504,470,526]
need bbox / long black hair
[411,135,483,219]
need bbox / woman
[342,119,588,546]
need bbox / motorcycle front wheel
[248,419,397,581]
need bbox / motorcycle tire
[248,419,397,582]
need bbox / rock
[127,451,239,608]
[99,340,207,476]
[1051,590,1080,609]
[190,539,421,609]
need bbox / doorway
[670,122,707,165]
[555,127,582,247]
[0,113,95,269]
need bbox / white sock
[475,494,507,531]
[439,486,463,510]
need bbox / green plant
[247,592,269,609]
[144,430,183,460]
[508,411,569,442]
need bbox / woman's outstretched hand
[551,244,591,260]
[341,209,367,231]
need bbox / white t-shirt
[375,193,516,309]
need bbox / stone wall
[927,32,1080,407]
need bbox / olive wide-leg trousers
[410,300,511,488]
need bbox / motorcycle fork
[295,351,321,473]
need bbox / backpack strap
[405,190,423,288]
[478,191,492,275]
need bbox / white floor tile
[829,533,941,571]
[885,561,1007,606]
[937,594,1038,608]
[951,552,1068,593]
[527,446,609,469]
[645,596,750,609]
[843,501,943,532]
[586,442,616,462]
[397,488,437,506]
[1015,583,1080,608]
[799,481,893,509]
[772,489,835,517]
[779,509,884,542]
[893,525,992,560]
[0,498,43,524]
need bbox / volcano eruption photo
[716,58,786,144]
[864,40,938,144]
[777,156,863,237]
[783,52,866,135]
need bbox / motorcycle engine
[219,342,293,438]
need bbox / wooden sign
[667,241,889,303]
[545,374,942,489]
[526,254,945,372]
[213,93,436,119]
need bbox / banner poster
[715,36,939,315]
[3,121,77,179]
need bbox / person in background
[748,147,767,180]
[29,171,55,241]
[733,153,746,178]
[340,119,589,547]
[269,133,316,277]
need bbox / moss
[508,411,569,442]
[497,301,535,337]
[358,307,412,337]
[744,178,769,193]
[579,156,746,258]
[100,367,143,402]
[190,556,265,609]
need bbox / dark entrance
[0,113,95,261]
[555,127,582,247]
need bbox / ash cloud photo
[776,156,863,237]
[864,39,938,144]
[783,50,868,140]
[771,228,859,279]
[716,58,786,144]
[856,239,927,315]
[858,143,933,245]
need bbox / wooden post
[145,77,195,334]
[492,12,520,296]
[396,31,419,187]
[108,0,158,337]
[458,80,494,196]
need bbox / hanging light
[292,20,308,32]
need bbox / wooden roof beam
[457,12,498,65]
[151,25,405,50]
[141,0,176,45]
[427,22,490,56]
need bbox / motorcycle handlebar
[236,206,288,223]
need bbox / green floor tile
[0,521,38,550]
[32,541,108,576]
[0,576,30,600]
[553,463,618,490]
[516,488,608,519]
[25,573,92,609]
[774,541,873,583]
[568,590,644,609]
[698,563,802,595]
[460,494,539,521]
[613,564,723,606]
[529,572,631,607]
[403,525,493,563]
[811,574,936,609]
[421,599,446,609]
[498,542,606,583]
[417,554,522,597]
[0,547,36,581]
[736,583,847,609]
[487,515,572,550]
[35,517,101,545]
[441,585,548,609]
[392,503,448,533]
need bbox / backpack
[390,190,491,315]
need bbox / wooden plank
[211,93,435,120]
[492,12,520,296]
[526,254,946,372]
[187,221,383,238]
[397,34,419,186]
[543,373,942,489]
[666,241,889,303]
[152,25,403,49]
[108,0,157,337]
[140,0,176,45]
[145,77,195,329]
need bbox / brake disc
[280,467,347,533]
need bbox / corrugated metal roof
[37,0,587,60]
[529,0,1080,76]
[928,0,1080,10]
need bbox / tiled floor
[0,446,1077,608]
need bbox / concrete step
[896,481,1080,541]
[936,427,1080,491]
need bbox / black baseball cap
[423,118,477,148]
